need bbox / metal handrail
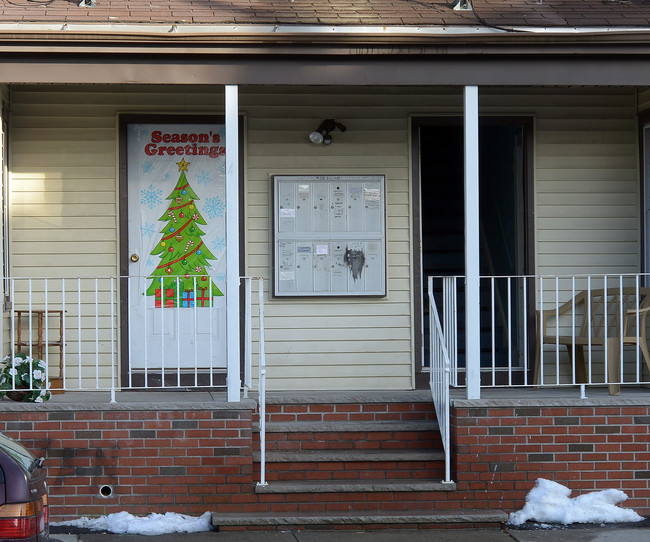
[428,275,454,484]
[256,277,267,487]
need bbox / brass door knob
[130,254,139,263]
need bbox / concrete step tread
[252,390,434,405]
[254,479,456,493]
[253,449,445,463]
[213,509,509,526]
[253,420,439,433]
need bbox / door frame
[411,115,535,388]
[118,113,245,388]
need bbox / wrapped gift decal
[155,289,175,308]
[182,290,195,308]
[196,288,213,307]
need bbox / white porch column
[225,85,241,402]
[464,85,481,400]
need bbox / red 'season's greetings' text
[144,130,225,158]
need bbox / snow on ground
[509,478,645,526]
[52,511,213,535]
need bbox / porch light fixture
[309,119,347,145]
[79,0,96,6]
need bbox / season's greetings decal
[144,130,226,159]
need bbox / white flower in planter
[0,354,52,402]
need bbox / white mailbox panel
[273,175,386,296]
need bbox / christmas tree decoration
[145,160,224,307]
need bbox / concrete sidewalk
[51,525,650,542]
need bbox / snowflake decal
[141,222,156,238]
[215,160,226,183]
[141,161,154,174]
[216,272,226,283]
[211,236,226,252]
[204,196,226,219]
[197,169,212,186]
[140,185,163,209]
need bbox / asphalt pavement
[50,524,650,542]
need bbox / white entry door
[125,121,228,376]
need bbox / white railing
[427,276,453,484]
[256,277,267,487]
[430,273,650,391]
[0,275,265,401]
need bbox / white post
[464,86,481,400]
[225,85,241,402]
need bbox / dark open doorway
[413,117,534,387]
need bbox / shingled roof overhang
[2,24,650,86]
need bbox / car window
[0,432,37,473]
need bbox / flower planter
[5,389,30,402]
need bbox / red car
[0,432,48,542]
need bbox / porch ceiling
[3,54,650,86]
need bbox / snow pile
[52,511,212,535]
[509,478,644,526]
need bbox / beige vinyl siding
[638,88,650,114]
[5,84,642,391]
[244,87,422,391]
[9,92,120,387]
[500,88,640,385]
[8,86,228,387]
[514,88,640,277]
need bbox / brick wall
[1,396,648,523]
[0,401,255,521]
[450,401,650,516]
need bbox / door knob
[130,254,139,263]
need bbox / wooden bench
[534,287,650,395]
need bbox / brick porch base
[0,390,647,527]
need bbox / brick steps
[213,510,508,530]
[228,396,455,526]
[254,479,456,493]
[254,449,444,462]
[255,420,442,452]
[254,420,439,432]
[253,434,446,482]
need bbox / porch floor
[450,385,650,406]
[0,390,257,410]
[0,385,646,408]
